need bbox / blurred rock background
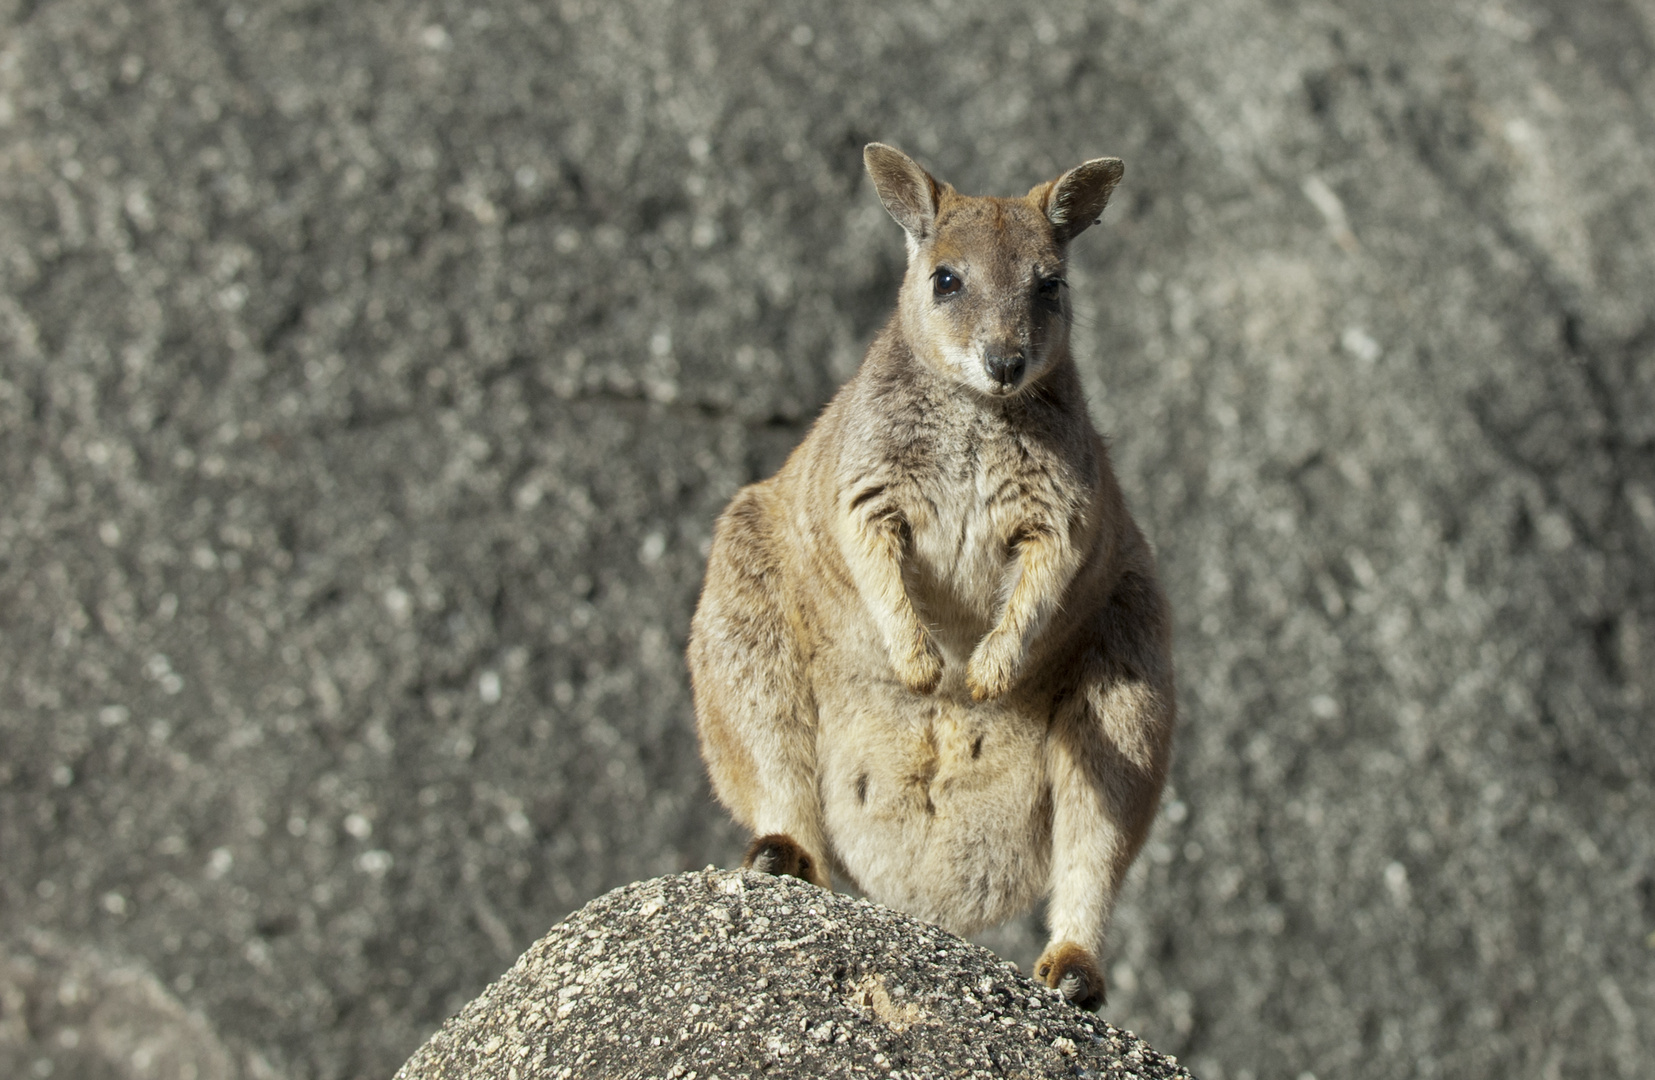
[0,0,1651,1078]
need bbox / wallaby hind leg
[688,486,831,889]
[1038,569,1175,1010]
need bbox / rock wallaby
[688,144,1175,1010]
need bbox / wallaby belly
[814,666,1053,936]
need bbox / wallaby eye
[932,268,963,297]
[1038,276,1066,300]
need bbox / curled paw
[965,631,1019,702]
[894,629,944,695]
[1034,942,1106,1011]
[742,833,828,888]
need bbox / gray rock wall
[1,1,1651,1079]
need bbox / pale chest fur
[875,410,1094,663]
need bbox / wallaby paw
[966,631,1018,701]
[1034,943,1106,1011]
[894,630,944,695]
[742,833,827,888]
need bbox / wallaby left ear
[865,143,943,242]
[1032,157,1125,244]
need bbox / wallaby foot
[742,833,826,887]
[1035,942,1106,1011]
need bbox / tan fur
[688,144,1175,1009]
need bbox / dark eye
[933,268,963,297]
[1038,277,1065,300]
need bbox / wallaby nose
[984,353,1026,388]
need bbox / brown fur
[1035,942,1108,1010]
[689,144,1175,1011]
[743,833,823,885]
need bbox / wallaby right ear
[1032,157,1125,244]
[864,143,942,242]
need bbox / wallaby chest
[861,399,1091,654]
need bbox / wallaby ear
[1032,157,1125,244]
[864,143,942,242]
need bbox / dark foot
[1035,942,1106,1011]
[742,833,822,886]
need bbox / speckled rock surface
[396,870,1196,1080]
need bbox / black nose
[985,353,1026,387]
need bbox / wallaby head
[863,143,1123,398]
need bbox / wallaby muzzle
[984,352,1026,388]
